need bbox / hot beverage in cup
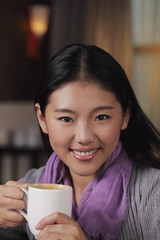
[31,184,70,190]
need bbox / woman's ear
[35,103,48,134]
[121,104,131,130]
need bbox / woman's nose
[74,122,94,145]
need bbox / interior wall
[131,0,160,130]
[0,102,41,147]
[49,0,133,81]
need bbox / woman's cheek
[99,125,121,143]
[48,127,72,148]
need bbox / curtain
[131,0,160,130]
[49,0,132,81]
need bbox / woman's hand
[0,181,29,228]
[36,212,87,240]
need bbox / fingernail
[22,183,30,189]
[36,222,41,230]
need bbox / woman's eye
[59,117,73,122]
[95,114,110,121]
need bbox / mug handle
[19,187,28,222]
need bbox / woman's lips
[70,148,99,161]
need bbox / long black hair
[35,43,160,168]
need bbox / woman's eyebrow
[92,106,114,112]
[54,108,75,114]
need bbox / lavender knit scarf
[40,142,132,239]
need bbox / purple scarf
[40,142,132,239]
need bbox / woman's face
[36,82,130,181]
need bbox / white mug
[20,184,72,237]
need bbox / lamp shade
[29,4,50,37]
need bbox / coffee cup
[20,184,72,237]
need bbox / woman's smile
[70,148,100,161]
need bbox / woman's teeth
[73,149,97,156]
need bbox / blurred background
[0,0,160,183]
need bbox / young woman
[0,44,160,240]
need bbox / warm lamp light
[29,4,50,37]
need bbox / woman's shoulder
[19,166,46,184]
[131,160,160,189]
[118,161,160,240]
[129,160,160,228]
[129,160,160,200]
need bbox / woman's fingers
[0,195,25,209]
[0,181,29,228]
[0,210,26,228]
[36,213,87,240]
[37,224,67,240]
[37,222,87,240]
[0,181,29,199]
[36,212,72,230]
[5,181,29,187]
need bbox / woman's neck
[69,170,95,206]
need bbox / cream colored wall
[0,102,42,147]
[0,102,36,129]
[131,0,160,131]
[0,102,46,183]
